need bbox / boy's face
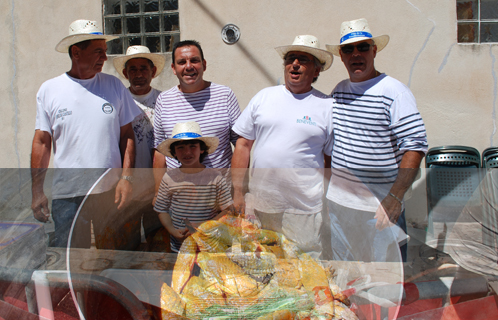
[174,141,204,168]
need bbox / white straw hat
[157,122,219,158]
[56,19,118,53]
[326,18,390,56]
[275,35,333,71]
[113,45,166,79]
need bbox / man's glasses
[340,42,372,54]
[284,54,312,64]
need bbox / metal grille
[103,0,180,54]
[483,147,498,168]
[425,146,481,207]
[426,153,480,167]
[431,169,480,202]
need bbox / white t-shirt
[35,73,141,198]
[130,87,161,169]
[233,85,334,214]
[326,74,428,211]
[130,87,161,200]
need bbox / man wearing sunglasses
[231,35,334,259]
[324,19,428,262]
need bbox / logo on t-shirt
[56,108,72,120]
[102,103,114,114]
[296,115,317,126]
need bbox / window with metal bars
[103,0,180,54]
[457,0,498,43]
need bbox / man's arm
[152,150,166,205]
[115,123,135,210]
[31,130,52,222]
[375,150,425,229]
[231,137,254,213]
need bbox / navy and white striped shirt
[154,83,241,169]
[154,168,233,252]
[327,74,427,209]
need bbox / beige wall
[4,1,102,169]
[4,0,498,222]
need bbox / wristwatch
[120,175,133,184]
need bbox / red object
[396,295,498,319]
[402,282,419,305]
[312,286,334,306]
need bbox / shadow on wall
[191,0,275,84]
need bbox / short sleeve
[323,101,335,157]
[154,177,172,213]
[35,87,53,134]
[118,80,141,127]
[153,93,166,148]
[232,92,261,141]
[226,89,242,145]
[216,176,233,210]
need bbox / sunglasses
[340,42,372,54]
[284,54,312,64]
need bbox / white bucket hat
[56,19,118,53]
[326,18,390,56]
[275,35,333,71]
[113,45,166,79]
[157,121,219,158]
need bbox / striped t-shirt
[154,168,233,252]
[326,74,428,210]
[153,83,241,169]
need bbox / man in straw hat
[114,45,166,248]
[324,18,428,261]
[30,19,141,248]
[231,35,334,259]
[113,45,165,170]
[152,40,241,190]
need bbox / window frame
[103,0,180,54]
[457,0,498,44]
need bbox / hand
[171,227,190,240]
[230,206,244,218]
[233,192,246,216]
[188,220,201,228]
[32,191,50,222]
[374,195,402,230]
[115,179,132,210]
